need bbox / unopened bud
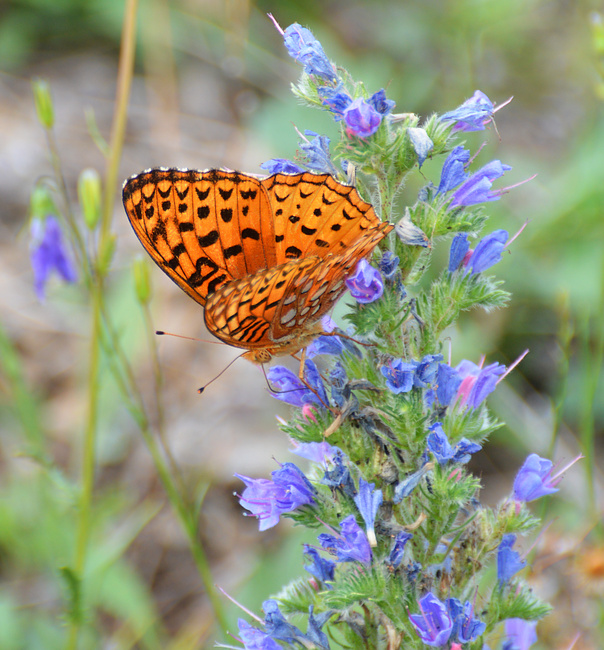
[32,79,54,129]
[78,168,102,230]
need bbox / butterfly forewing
[123,169,278,306]
[261,172,382,262]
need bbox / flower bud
[30,185,56,220]
[132,255,152,304]
[78,168,102,230]
[32,79,55,129]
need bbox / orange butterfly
[122,169,392,363]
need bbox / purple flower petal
[468,229,509,274]
[437,146,471,194]
[345,259,384,303]
[450,160,512,207]
[503,618,538,650]
[260,159,304,175]
[30,216,77,301]
[497,533,527,584]
[440,90,495,132]
[409,592,453,647]
[512,454,560,502]
[343,98,382,138]
[281,23,337,82]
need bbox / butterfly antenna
[156,330,221,345]
[198,352,247,394]
[323,329,375,348]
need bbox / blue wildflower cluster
[216,16,582,650]
[264,15,397,176]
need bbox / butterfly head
[243,349,274,364]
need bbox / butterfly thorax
[241,319,326,364]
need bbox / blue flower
[305,315,345,358]
[306,334,345,358]
[278,21,337,82]
[435,363,463,406]
[318,515,372,564]
[446,598,486,643]
[426,423,455,465]
[30,216,77,301]
[267,360,328,408]
[260,158,304,175]
[306,607,332,650]
[353,478,383,546]
[263,599,303,644]
[299,130,338,175]
[452,438,482,464]
[321,451,356,497]
[303,544,336,589]
[345,259,384,303]
[303,545,335,585]
[368,88,395,115]
[407,127,434,168]
[387,531,413,568]
[503,618,538,650]
[408,592,453,647]
[512,454,560,502]
[379,251,399,279]
[329,362,348,408]
[450,160,512,207]
[414,354,443,388]
[291,441,340,466]
[468,229,509,274]
[381,358,417,394]
[455,360,506,409]
[497,534,527,585]
[394,465,430,501]
[318,84,352,120]
[238,619,281,650]
[426,423,481,465]
[236,462,315,531]
[449,230,509,275]
[437,146,471,194]
[343,98,382,138]
[440,90,495,132]
[448,232,470,272]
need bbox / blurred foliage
[1,0,603,647]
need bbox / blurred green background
[0,0,603,648]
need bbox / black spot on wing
[198,230,219,247]
[242,228,260,240]
[196,187,211,201]
[224,244,243,259]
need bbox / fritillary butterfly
[122,169,393,363]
